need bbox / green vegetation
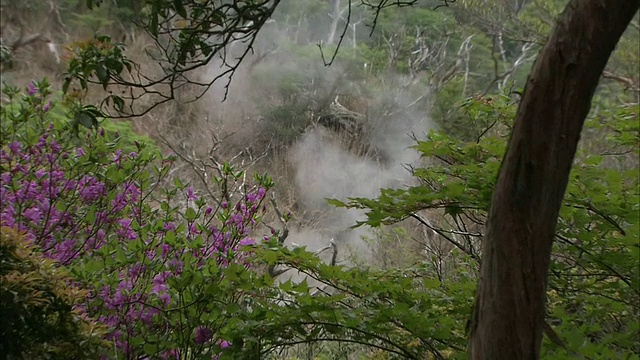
[0,0,638,359]
[0,227,107,359]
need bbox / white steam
[197,9,435,265]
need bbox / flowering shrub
[0,80,277,359]
[1,79,473,360]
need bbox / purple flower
[239,238,255,246]
[50,140,61,154]
[23,207,42,223]
[220,340,231,349]
[129,263,145,278]
[86,229,106,251]
[163,222,176,232]
[159,292,171,307]
[34,169,47,179]
[168,258,183,273]
[159,349,178,360]
[139,307,158,325]
[126,182,141,199]
[189,222,200,235]
[8,141,21,154]
[0,150,9,162]
[27,82,37,96]
[194,326,214,344]
[152,281,167,295]
[53,238,77,263]
[186,187,197,201]
[43,100,53,112]
[113,149,122,163]
[76,147,85,157]
[117,218,137,240]
[112,193,127,212]
[160,243,171,257]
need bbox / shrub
[0,226,107,359]
[0,79,278,358]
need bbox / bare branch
[319,0,352,66]
[602,70,639,92]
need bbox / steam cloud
[199,10,435,265]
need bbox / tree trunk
[327,0,342,45]
[467,1,640,359]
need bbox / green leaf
[76,112,96,129]
[143,343,157,355]
[165,231,176,245]
[111,95,124,112]
[115,249,127,263]
[96,63,109,90]
[83,259,103,273]
[185,207,197,221]
[62,77,71,94]
[150,7,159,36]
[326,198,347,207]
[173,0,187,18]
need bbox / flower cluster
[0,132,137,264]
[1,81,275,359]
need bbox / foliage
[0,227,107,359]
[331,92,640,358]
[58,0,287,117]
[67,0,144,31]
[244,241,476,360]
[63,35,132,95]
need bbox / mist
[196,6,435,265]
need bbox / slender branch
[602,70,639,92]
[555,234,637,295]
[319,0,351,66]
[409,213,480,262]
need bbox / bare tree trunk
[327,0,341,45]
[467,0,640,359]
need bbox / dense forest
[0,0,638,359]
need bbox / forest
[0,0,638,359]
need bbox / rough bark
[467,1,640,359]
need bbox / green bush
[0,227,108,360]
